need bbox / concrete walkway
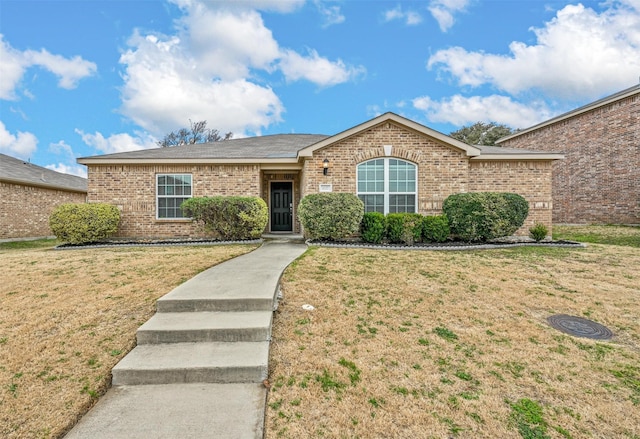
[65,239,307,439]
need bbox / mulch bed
[307,239,585,250]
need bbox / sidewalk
[64,240,307,439]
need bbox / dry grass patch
[267,243,640,438]
[0,243,257,439]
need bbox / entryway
[270,181,293,232]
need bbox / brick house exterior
[497,84,640,224]
[78,113,562,239]
[1,153,87,240]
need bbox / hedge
[386,213,423,245]
[422,215,450,243]
[298,193,364,240]
[49,203,120,244]
[360,212,386,244]
[442,192,529,242]
[181,196,268,240]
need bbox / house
[77,113,562,239]
[0,153,87,240]
[497,84,640,224]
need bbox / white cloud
[0,34,96,101]
[179,8,280,80]
[383,5,423,26]
[76,129,158,154]
[170,0,304,14]
[0,36,25,100]
[48,140,75,159]
[428,0,471,32]
[412,94,554,128]
[428,2,640,100]
[46,163,87,178]
[0,120,38,158]
[315,1,345,27]
[279,49,365,87]
[118,1,363,136]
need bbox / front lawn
[266,227,640,438]
[0,243,257,439]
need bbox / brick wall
[303,121,556,236]
[469,160,554,235]
[0,182,86,239]
[88,164,261,238]
[500,93,639,224]
[303,121,469,214]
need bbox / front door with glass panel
[270,182,293,232]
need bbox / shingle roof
[78,134,330,162]
[0,153,87,192]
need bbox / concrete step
[112,341,269,385]
[136,311,273,344]
[155,274,282,313]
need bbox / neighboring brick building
[0,153,87,240]
[497,84,640,224]
[78,113,562,239]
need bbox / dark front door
[270,182,293,232]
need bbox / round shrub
[386,213,423,245]
[422,215,450,243]
[49,203,120,244]
[529,222,548,242]
[360,212,386,244]
[442,192,529,242]
[181,196,268,240]
[298,193,364,240]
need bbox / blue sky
[1,0,639,177]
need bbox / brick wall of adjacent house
[302,121,556,236]
[500,92,639,224]
[0,181,86,239]
[87,164,261,238]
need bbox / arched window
[356,158,417,214]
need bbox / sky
[1,0,639,178]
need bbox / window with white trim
[357,158,417,214]
[157,174,192,219]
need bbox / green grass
[0,238,58,250]
[553,225,640,247]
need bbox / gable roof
[298,112,482,157]
[497,83,640,143]
[77,113,562,166]
[0,153,87,193]
[77,134,329,165]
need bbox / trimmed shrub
[298,193,364,240]
[442,192,529,242]
[422,215,450,243]
[181,196,268,240]
[386,213,423,245]
[49,203,120,244]
[529,222,548,242]
[360,212,386,244]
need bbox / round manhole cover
[547,314,613,340]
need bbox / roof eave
[470,154,564,161]
[0,176,87,193]
[78,157,301,166]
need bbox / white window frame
[356,158,417,214]
[156,174,192,219]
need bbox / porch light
[323,158,329,175]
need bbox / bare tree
[158,120,233,147]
